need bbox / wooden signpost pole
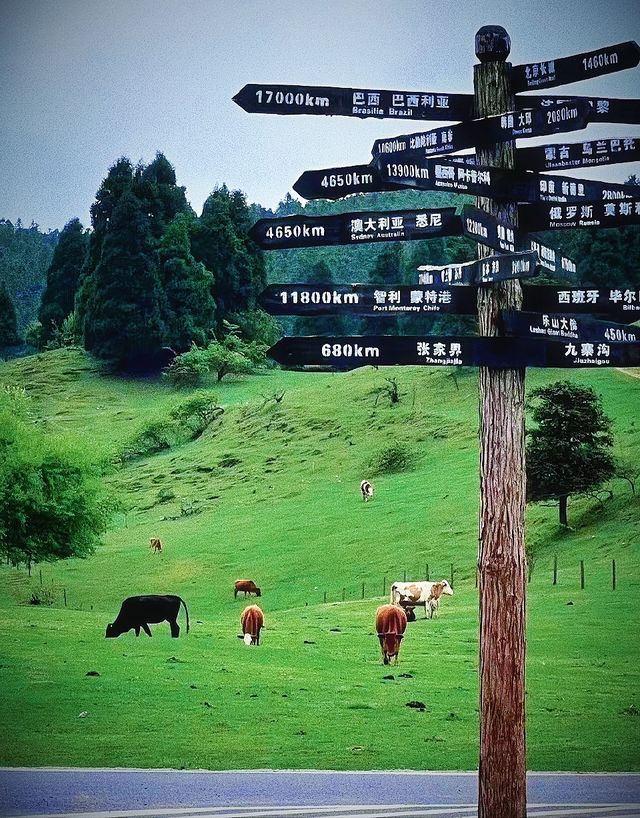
[474,26,528,818]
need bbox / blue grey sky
[1,0,639,231]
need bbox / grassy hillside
[0,348,638,771]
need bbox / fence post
[612,559,616,591]
[323,590,327,604]
[426,563,430,581]
[580,560,585,590]
[361,581,365,599]
[342,587,345,602]
[403,569,407,582]
[63,588,67,608]
[553,555,558,585]
[383,576,386,596]
[450,563,454,590]
[39,569,43,586]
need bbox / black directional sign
[233,84,474,121]
[518,96,640,125]
[518,198,640,232]
[249,208,462,250]
[462,206,578,279]
[260,284,478,317]
[267,335,640,370]
[516,136,640,172]
[512,41,640,92]
[262,282,640,322]
[371,99,591,159]
[374,155,638,204]
[521,285,640,322]
[418,251,539,286]
[293,164,393,200]
[502,310,639,344]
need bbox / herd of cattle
[104,578,453,664]
[104,482,454,662]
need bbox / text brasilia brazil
[235,37,640,370]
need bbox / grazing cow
[375,604,407,665]
[234,579,261,598]
[390,579,453,619]
[105,594,189,638]
[149,537,163,553]
[239,604,264,646]
[360,479,374,502]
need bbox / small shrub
[28,588,55,606]
[367,441,415,475]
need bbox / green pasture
[0,348,639,771]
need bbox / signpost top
[475,25,511,62]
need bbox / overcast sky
[1,0,639,232]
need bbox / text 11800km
[279,290,359,305]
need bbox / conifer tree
[526,381,616,526]
[0,280,19,345]
[159,213,215,351]
[191,185,266,333]
[39,218,88,343]
[83,191,166,370]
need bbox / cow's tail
[180,597,190,634]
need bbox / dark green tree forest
[38,218,88,344]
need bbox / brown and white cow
[239,604,264,646]
[375,604,407,665]
[360,480,374,502]
[149,537,163,553]
[390,579,453,619]
[234,579,261,599]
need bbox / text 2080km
[546,104,579,124]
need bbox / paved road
[1,769,639,818]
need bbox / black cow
[105,595,189,638]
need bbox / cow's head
[439,580,454,596]
[255,587,261,597]
[378,633,403,665]
[105,623,119,638]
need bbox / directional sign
[293,164,393,200]
[374,155,638,204]
[418,251,539,286]
[262,282,640,322]
[267,335,640,370]
[371,99,591,159]
[516,136,640,172]
[462,206,578,279]
[249,208,462,250]
[502,310,639,344]
[517,96,640,125]
[233,84,474,121]
[521,285,640,322]
[518,198,640,231]
[512,41,640,92]
[260,284,478,316]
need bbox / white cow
[390,579,453,619]
[360,479,374,502]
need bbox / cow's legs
[141,623,152,637]
[169,619,180,638]
[134,625,141,637]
